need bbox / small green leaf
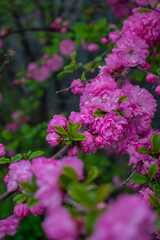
[59,175,72,189]
[86,213,98,236]
[54,126,69,137]
[11,154,22,162]
[67,122,82,136]
[81,71,86,80]
[93,109,106,117]
[13,193,28,205]
[138,8,151,13]
[149,194,160,207]
[131,173,148,184]
[19,182,38,193]
[153,1,160,8]
[73,133,86,141]
[27,196,39,208]
[96,184,112,203]
[86,62,94,72]
[139,146,151,154]
[62,166,78,182]
[68,183,96,208]
[151,134,160,154]
[115,110,125,117]
[94,56,102,62]
[0,157,11,164]
[84,166,99,185]
[118,95,128,103]
[148,163,158,181]
[29,151,44,160]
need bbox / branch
[0,27,58,39]
[0,191,15,203]
[135,2,160,14]
[114,67,131,88]
[65,196,89,213]
[112,167,138,189]
[136,65,160,81]
[52,144,72,159]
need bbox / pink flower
[14,203,30,218]
[33,66,50,82]
[146,74,156,83]
[0,215,20,239]
[42,207,78,240]
[155,85,160,95]
[68,146,79,156]
[81,131,97,154]
[60,39,75,57]
[87,43,99,52]
[70,79,84,95]
[58,156,84,180]
[108,31,121,44]
[101,38,108,44]
[46,54,63,72]
[7,160,32,192]
[0,144,6,157]
[46,132,62,147]
[113,32,149,67]
[28,62,37,71]
[88,194,156,240]
[47,114,67,133]
[140,188,154,207]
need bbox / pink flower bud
[55,17,63,24]
[136,144,143,152]
[62,21,69,28]
[4,174,9,185]
[70,79,84,95]
[94,136,103,147]
[155,85,160,95]
[68,146,79,156]
[61,27,67,33]
[141,62,151,71]
[0,144,6,157]
[28,62,37,71]
[14,203,30,218]
[146,74,156,83]
[101,38,108,45]
[87,43,99,52]
[46,132,62,147]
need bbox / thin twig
[65,196,89,213]
[112,167,138,189]
[135,2,160,14]
[0,191,15,203]
[136,65,160,80]
[0,27,58,39]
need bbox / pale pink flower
[88,194,156,240]
[0,215,20,239]
[7,160,32,192]
[60,39,75,57]
[42,207,78,240]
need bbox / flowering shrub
[1,0,160,239]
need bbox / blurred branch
[133,0,160,13]
[0,191,15,203]
[0,50,15,73]
[0,27,58,39]
[136,65,160,80]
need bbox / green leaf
[67,122,82,137]
[86,62,94,72]
[19,182,38,193]
[54,126,69,137]
[86,213,98,236]
[62,166,78,182]
[59,175,72,189]
[29,151,44,160]
[149,194,160,207]
[115,110,125,117]
[70,51,77,68]
[0,157,11,164]
[118,95,128,103]
[11,154,22,162]
[148,163,158,181]
[68,183,96,208]
[27,196,39,208]
[93,109,106,117]
[131,173,148,184]
[73,133,86,141]
[139,146,151,154]
[96,184,112,203]
[153,1,160,8]
[83,166,99,185]
[138,8,151,13]
[94,56,102,62]
[81,71,86,80]
[13,193,28,205]
[151,134,160,154]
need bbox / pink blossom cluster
[5,110,29,132]
[88,194,156,240]
[2,155,84,239]
[50,17,69,34]
[107,0,132,19]
[26,53,63,82]
[81,39,99,52]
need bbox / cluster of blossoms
[50,17,69,34]
[0,155,156,239]
[15,39,75,83]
